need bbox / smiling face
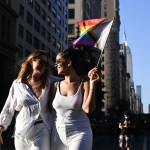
[55,53,70,75]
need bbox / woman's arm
[48,81,58,111]
[0,81,17,130]
[82,68,100,113]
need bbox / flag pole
[96,18,114,67]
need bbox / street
[92,131,150,150]
[1,131,150,150]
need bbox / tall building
[101,0,120,115]
[16,0,68,72]
[136,85,142,113]
[0,0,69,109]
[126,46,133,81]
[119,32,136,113]
[0,1,18,110]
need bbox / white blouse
[0,75,59,139]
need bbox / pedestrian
[0,50,59,150]
[118,111,133,150]
[50,48,100,150]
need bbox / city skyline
[120,0,150,113]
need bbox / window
[48,1,51,10]
[62,32,64,41]
[42,0,46,5]
[56,42,61,51]
[26,11,33,26]
[65,36,67,44]
[52,21,56,33]
[52,7,57,18]
[34,36,40,49]
[18,44,23,58]
[69,0,75,3]
[41,42,45,50]
[47,16,51,27]
[26,30,32,45]
[52,52,56,62]
[27,0,33,7]
[64,23,67,32]
[19,4,24,18]
[57,0,62,10]
[57,14,61,24]
[65,0,68,6]
[41,10,46,21]
[46,47,51,57]
[51,36,56,47]
[25,49,31,57]
[68,24,74,34]
[57,28,61,38]
[104,11,107,17]
[47,32,51,42]
[34,19,40,33]
[69,9,74,19]
[42,26,45,38]
[19,24,24,38]
[65,10,68,19]
[35,2,40,16]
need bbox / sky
[119,0,150,113]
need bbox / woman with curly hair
[51,48,100,150]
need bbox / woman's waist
[55,119,90,127]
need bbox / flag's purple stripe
[73,40,95,45]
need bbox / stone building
[100,0,120,115]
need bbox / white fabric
[52,81,92,150]
[15,123,50,150]
[51,125,93,150]
[0,75,58,140]
[52,82,90,128]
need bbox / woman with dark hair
[51,48,100,150]
[0,50,59,150]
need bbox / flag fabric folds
[72,18,113,51]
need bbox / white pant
[119,134,130,148]
[15,123,50,150]
[51,125,93,150]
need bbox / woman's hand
[88,67,100,89]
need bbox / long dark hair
[58,46,98,76]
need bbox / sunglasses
[32,57,48,67]
[55,59,64,65]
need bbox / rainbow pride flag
[72,18,113,51]
[77,18,106,35]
